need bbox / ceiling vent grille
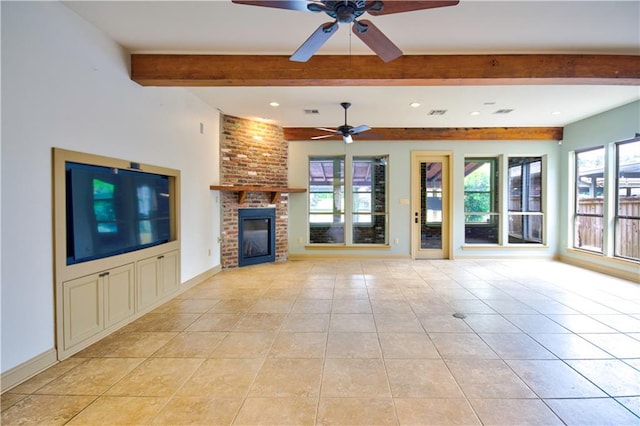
[493,109,514,114]
[304,109,320,115]
[428,109,448,116]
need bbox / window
[574,147,605,252]
[614,138,640,261]
[308,155,388,245]
[464,158,499,244]
[509,157,543,244]
[309,157,344,243]
[352,156,388,244]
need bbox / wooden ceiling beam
[283,127,563,141]
[131,54,639,87]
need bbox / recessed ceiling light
[552,111,561,115]
[470,111,481,116]
[253,135,263,141]
[269,101,280,107]
[410,102,421,108]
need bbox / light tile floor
[2,259,640,425]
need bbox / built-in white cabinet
[63,272,104,349]
[161,250,180,294]
[104,264,136,328]
[63,263,134,349]
[137,250,179,311]
[137,256,161,311]
[60,249,179,356]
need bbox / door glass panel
[421,162,442,249]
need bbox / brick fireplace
[218,115,291,268]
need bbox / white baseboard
[288,253,410,260]
[180,265,221,292]
[559,254,640,283]
[1,348,57,393]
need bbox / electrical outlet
[207,249,211,256]
[296,237,303,244]
[394,238,399,245]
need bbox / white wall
[1,2,221,373]
[288,139,560,259]
[558,100,640,278]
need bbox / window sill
[305,244,391,250]
[566,248,640,266]
[462,244,549,250]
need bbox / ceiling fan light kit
[232,0,460,62]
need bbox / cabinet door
[137,256,160,311]
[63,274,103,350]
[161,250,180,295]
[104,263,135,327]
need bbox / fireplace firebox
[238,208,276,267]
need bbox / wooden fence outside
[575,197,639,259]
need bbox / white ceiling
[64,0,640,129]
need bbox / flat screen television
[66,161,172,265]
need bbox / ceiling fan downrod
[341,102,351,125]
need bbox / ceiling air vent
[493,109,514,114]
[304,109,320,115]
[428,109,448,116]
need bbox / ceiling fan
[312,102,370,143]
[231,0,460,62]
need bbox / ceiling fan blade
[352,20,402,62]
[350,124,372,134]
[367,0,459,15]
[231,0,312,12]
[290,21,339,62]
[311,134,337,140]
[315,127,337,133]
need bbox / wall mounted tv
[66,161,172,265]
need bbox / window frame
[308,157,345,241]
[308,156,345,225]
[308,154,389,246]
[613,137,640,261]
[573,146,606,253]
[463,157,500,244]
[351,156,389,245]
[508,156,544,244]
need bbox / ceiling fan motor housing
[337,125,353,135]
[323,0,367,23]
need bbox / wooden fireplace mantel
[210,185,307,204]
